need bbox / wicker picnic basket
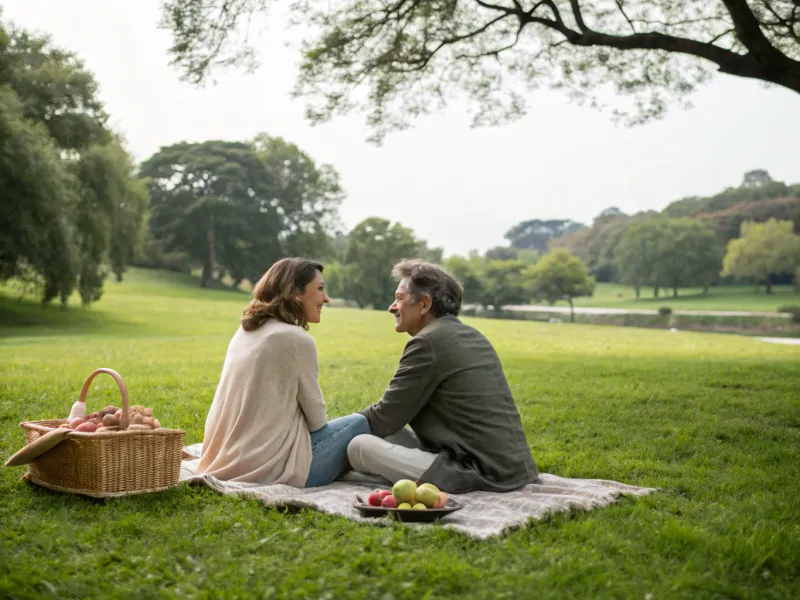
[19,368,185,498]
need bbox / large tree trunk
[634,287,640,298]
[568,298,575,323]
[765,277,773,295]
[202,216,216,288]
[673,286,678,298]
[653,286,659,298]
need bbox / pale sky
[4,0,799,257]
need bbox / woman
[197,258,370,487]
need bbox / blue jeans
[304,413,371,487]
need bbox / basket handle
[78,368,130,430]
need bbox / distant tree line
[2,14,798,312]
[324,220,594,322]
[545,170,800,297]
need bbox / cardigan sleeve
[294,332,327,432]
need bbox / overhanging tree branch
[160,0,800,140]
[721,0,786,56]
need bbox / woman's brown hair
[241,258,324,331]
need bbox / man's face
[389,279,428,336]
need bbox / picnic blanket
[180,444,656,539]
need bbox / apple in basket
[74,422,99,433]
[59,405,165,432]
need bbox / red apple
[379,490,392,498]
[367,491,383,507]
[74,422,98,433]
[380,495,397,509]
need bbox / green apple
[397,502,412,510]
[411,503,427,510]
[391,479,417,504]
[418,482,439,493]
[414,485,438,507]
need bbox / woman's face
[298,270,330,324]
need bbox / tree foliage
[484,246,522,261]
[661,196,704,219]
[694,169,793,213]
[443,255,486,305]
[525,248,595,321]
[695,196,800,244]
[551,208,655,282]
[337,217,441,309]
[721,219,800,293]
[139,137,342,287]
[504,219,584,253]
[252,134,344,260]
[479,260,531,309]
[615,217,721,297]
[658,219,722,296]
[613,217,666,297]
[0,18,147,306]
[162,0,800,142]
[0,86,78,305]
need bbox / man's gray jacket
[360,315,538,493]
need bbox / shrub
[658,306,673,316]
[777,304,800,323]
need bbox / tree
[662,196,703,219]
[251,134,344,261]
[615,217,722,297]
[480,260,530,310]
[109,176,150,283]
[3,25,109,152]
[161,1,800,142]
[695,197,800,245]
[525,249,595,322]
[665,169,798,219]
[0,86,78,306]
[140,138,341,287]
[722,219,800,294]
[339,218,435,309]
[0,18,146,306]
[551,208,655,282]
[71,141,151,302]
[695,176,790,213]
[614,218,666,298]
[484,246,520,261]
[504,219,585,253]
[659,219,722,296]
[443,255,486,306]
[742,169,773,188]
[320,260,346,300]
[140,141,274,287]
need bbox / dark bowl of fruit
[353,479,462,522]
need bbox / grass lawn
[549,283,800,312]
[1,268,799,599]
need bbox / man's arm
[360,335,438,438]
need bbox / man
[347,259,538,493]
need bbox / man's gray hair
[392,259,463,317]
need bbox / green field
[1,269,799,599]
[555,283,800,312]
